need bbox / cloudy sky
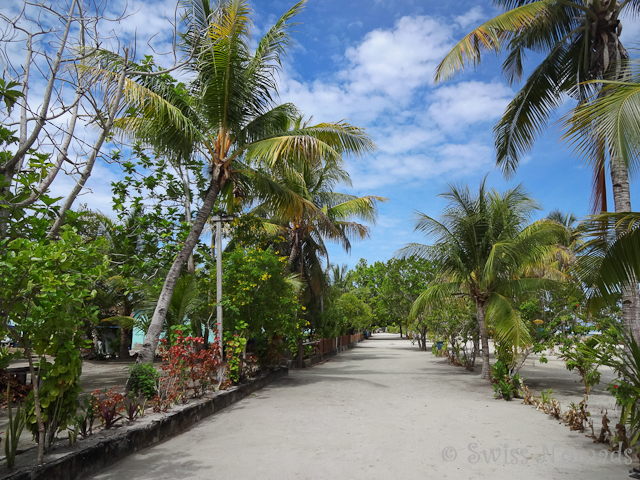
[251,0,637,268]
[7,0,638,269]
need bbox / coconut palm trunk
[475,297,491,380]
[611,158,640,339]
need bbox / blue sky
[248,0,639,268]
[16,0,639,269]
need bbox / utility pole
[210,215,235,362]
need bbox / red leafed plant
[153,330,223,412]
[91,387,125,429]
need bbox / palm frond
[487,292,532,350]
[434,0,555,83]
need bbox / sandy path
[90,334,631,480]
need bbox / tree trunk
[286,232,300,271]
[475,298,491,380]
[137,167,226,365]
[180,166,196,275]
[399,323,403,338]
[610,156,640,341]
[48,50,129,239]
[119,327,130,359]
[24,345,45,465]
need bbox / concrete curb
[1,367,288,480]
[290,339,363,368]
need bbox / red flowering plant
[91,387,125,429]
[153,328,222,412]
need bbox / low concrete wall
[1,367,287,480]
[297,338,363,368]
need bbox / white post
[210,214,235,381]
[216,219,223,353]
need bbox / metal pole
[216,219,223,354]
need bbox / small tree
[221,247,301,366]
[0,228,107,464]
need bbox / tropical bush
[128,364,160,400]
[0,228,107,462]
[222,247,301,366]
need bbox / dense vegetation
[2,0,640,470]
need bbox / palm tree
[546,209,586,272]
[398,179,562,380]
[575,213,640,313]
[98,0,376,364]
[328,263,352,291]
[434,0,640,339]
[253,153,386,304]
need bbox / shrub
[491,360,522,401]
[128,364,160,399]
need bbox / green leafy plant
[540,388,554,404]
[560,337,601,396]
[491,360,522,401]
[5,385,26,469]
[225,335,248,384]
[128,364,160,400]
[580,329,640,451]
[0,228,108,465]
[221,247,301,367]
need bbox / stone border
[2,367,288,480]
[290,338,363,368]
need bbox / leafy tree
[399,179,562,380]
[0,228,108,465]
[376,258,436,336]
[221,247,301,366]
[335,293,373,331]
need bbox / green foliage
[0,79,23,114]
[491,360,521,401]
[0,127,63,240]
[348,257,436,330]
[580,328,640,447]
[0,227,108,452]
[5,385,26,469]
[128,364,160,400]
[110,144,206,275]
[221,247,301,365]
[400,179,564,378]
[323,292,372,335]
[225,335,247,383]
[559,337,602,396]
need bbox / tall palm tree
[98,0,375,364]
[398,179,562,380]
[434,0,640,339]
[253,153,386,302]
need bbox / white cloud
[619,10,640,44]
[340,16,452,101]
[426,81,512,132]
[279,15,455,123]
[455,6,485,29]
[277,14,512,193]
[348,142,493,191]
